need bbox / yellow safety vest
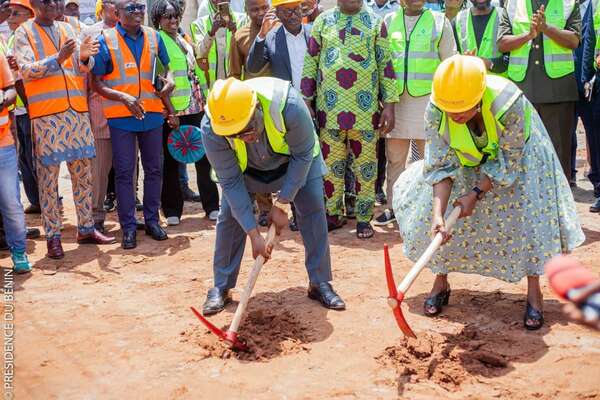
[210,77,320,173]
[438,75,530,167]
[455,7,508,78]
[506,0,576,82]
[159,30,192,111]
[189,9,247,97]
[387,8,445,97]
[592,0,600,69]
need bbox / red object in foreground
[190,306,248,351]
[190,226,278,352]
[384,244,416,338]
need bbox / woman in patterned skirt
[393,55,584,330]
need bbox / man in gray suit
[246,0,310,89]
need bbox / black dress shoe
[24,204,41,214]
[26,227,41,239]
[202,287,231,316]
[94,221,105,234]
[145,223,168,241]
[308,282,346,310]
[122,231,137,250]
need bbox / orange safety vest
[0,54,10,141]
[100,26,164,118]
[20,20,88,119]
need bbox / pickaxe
[384,206,462,338]
[191,225,279,351]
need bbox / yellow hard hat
[206,78,257,136]
[431,55,487,113]
[272,0,302,7]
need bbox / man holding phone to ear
[190,0,247,97]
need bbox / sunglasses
[119,3,145,13]
[161,12,179,20]
[229,122,256,139]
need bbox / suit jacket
[573,0,596,95]
[246,24,311,85]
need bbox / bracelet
[273,199,290,213]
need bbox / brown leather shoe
[47,238,64,259]
[77,229,117,245]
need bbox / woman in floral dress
[393,55,584,330]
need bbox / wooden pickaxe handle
[397,206,462,294]
[228,225,279,334]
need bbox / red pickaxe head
[190,307,249,351]
[384,244,416,338]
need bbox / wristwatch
[472,186,485,201]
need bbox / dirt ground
[4,129,599,400]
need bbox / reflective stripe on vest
[159,30,192,111]
[101,26,164,118]
[21,20,88,118]
[6,34,24,109]
[388,8,445,97]
[190,12,246,97]
[438,75,530,167]
[506,0,575,81]
[64,16,81,36]
[222,77,321,173]
[456,7,507,77]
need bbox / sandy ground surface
[4,128,600,400]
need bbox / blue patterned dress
[393,93,585,283]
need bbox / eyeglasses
[276,5,302,17]
[229,123,256,139]
[161,13,179,20]
[119,3,145,13]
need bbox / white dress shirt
[284,26,307,90]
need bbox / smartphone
[217,2,230,23]
[152,56,164,92]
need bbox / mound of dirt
[182,309,312,361]
[375,326,509,391]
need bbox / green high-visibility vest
[159,31,192,112]
[386,8,445,97]
[0,34,23,110]
[593,0,600,69]
[455,7,507,78]
[189,10,247,97]
[438,75,531,167]
[506,0,576,82]
[208,77,320,173]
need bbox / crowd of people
[0,0,598,325]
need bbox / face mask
[424,3,442,11]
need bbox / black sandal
[424,288,451,317]
[524,302,544,330]
[327,215,347,232]
[356,222,374,239]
